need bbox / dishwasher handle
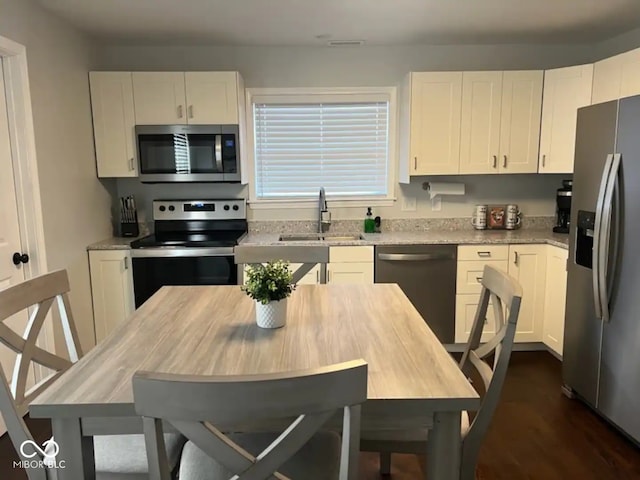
[377,252,455,262]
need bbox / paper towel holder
[422,181,466,200]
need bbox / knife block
[120,222,139,238]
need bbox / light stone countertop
[87,228,569,251]
[240,228,569,250]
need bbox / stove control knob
[224,205,230,211]
[232,205,239,211]
[159,205,166,212]
[168,205,175,212]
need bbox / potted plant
[241,260,296,328]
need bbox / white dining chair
[0,269,186,479]
[132,359,368,480]
[234,245,330,284]
[361,265,523,480]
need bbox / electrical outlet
[401,196,417,211]
[431,197,442,211]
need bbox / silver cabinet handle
[476,276,483,283]
[593,154,614,321]
[177,105,184,118]
[477,251,491,258]
[541,154,546,167]
[377,253,454,262]
[188,105,194,119]
[503,155,508,168]
[492,155,497,168]
[129,157,135,171]
[123,257,129,270]
[514,251,519,265]
[414,157,417,170]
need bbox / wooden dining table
[30,284,479,479]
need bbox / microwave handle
[215,135,223,172]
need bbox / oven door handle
[131,248,234,258]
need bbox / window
[247,88,396,205]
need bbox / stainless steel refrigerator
[564,95,640,444]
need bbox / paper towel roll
[424,182,466,199]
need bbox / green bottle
[364,207,375,233]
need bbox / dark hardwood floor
[2,352,640,479]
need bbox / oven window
[132,256,237,307]
[138,134,221,174]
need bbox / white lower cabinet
[327,246,374,284]
[542,246,568,356]
[290,263,321,285]
[89,250,135,344]
[455,294,501,343]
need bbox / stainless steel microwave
[135,125,240,183]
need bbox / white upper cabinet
[539,64,593,174]
[132,72,187,124]
[407,72,463,175]
[498,71,543,174]
[459,71,503,174]
[458,70,542,175]
[592,47,640,104]
[184,72,239,124]
[89,72,137,177]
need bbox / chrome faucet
[318,187,331,233]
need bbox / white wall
[101,43,582,222]
[0,0,112,351]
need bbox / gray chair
[361,265,523,480]
[132,359,368,480]
[0,270,185,480]
[234,245,330,284]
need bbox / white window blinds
[253,101,390,199]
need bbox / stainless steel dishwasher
[375,244,457,343]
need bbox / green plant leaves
[241,260,296,304]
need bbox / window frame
[245,87,397,208]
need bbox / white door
[499,71,543,174]
[409,72,462,175]
[0,59,29,434]
[185,72,239,124]
[89,72,137,177]
[507,245,547,343]
[132,72,186,125]
[539,64,594,174]
[459,71,503,174]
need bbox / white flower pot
[255,298,288,329]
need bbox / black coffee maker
[553,179,572,234]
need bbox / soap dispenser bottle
[364,207,375,233]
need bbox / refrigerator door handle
[593,154,614,321]
[599,153,622,323]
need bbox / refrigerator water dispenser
[575,210,595,269]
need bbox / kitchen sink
[278,233,365,242]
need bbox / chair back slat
[0,270,83,480]
[133,359,368,480]
[234,245,329,284]
[458,265,522,479]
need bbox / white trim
[245,86,398,208]
[0,35,51,375]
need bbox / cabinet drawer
[457,245,509,261]
[456,260,508,294]
[455,294,501,343]
[329,246,373,263]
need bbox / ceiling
[37,0,640,46]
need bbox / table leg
[426,411,461,480]
[51,418,95,480]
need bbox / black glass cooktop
[130,230,245,249]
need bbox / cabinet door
[132,72,186,124]
[459,72,503,174]
[456,260,509,295]
[327,262,374,284]
[185,72,239,124]
[499,71,543,174]
[539,64,594,174]
[543,246,568,356]
[290,263,320,285]
[409,72,462,175]
[89,250,135,344]
[619,48,640,99]
[507,245,547,342]
[455,294,501,344]
[89,72,137,177]
[592,54,623,104]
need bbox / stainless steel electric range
[130,199,247,308]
